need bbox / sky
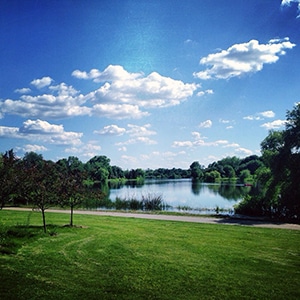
[0,0,299,170]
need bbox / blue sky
[0,0,299,169]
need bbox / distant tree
[189,161,204,180]
[57,156,84,174]
[239,169,252,183]
[110,165,124,179]
[125,168,145,180]
[86,155,111,183]
[223,165,236,179]
[22,151,44,168]
[204,170,221,183]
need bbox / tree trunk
[70,205,74,227]
[41,208,47,233]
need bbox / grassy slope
[0,210,299,300]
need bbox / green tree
[57,157,87,226]
[236,103,300,220]
[110,165,124,179]
[86,156,111,183]
[223,165,236,179]
[239,169,252,183]
[0,149,19,209]
[21,159,59,233]
[204,170,221,183]
[189,161,204,180]
[58,170,86,226]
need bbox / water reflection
[102,179,253,213]
[191,180,250,200]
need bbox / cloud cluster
[1,82,89,119]
[1,66,198,120]
[243,110,285,130]
[94,123,157,148]
[65,142,102,159]
[260,120,286,130]
[243,110,275,121]
[0,119,82,146]
[77,65,199,118]
[194,38,295,80]
[172,131,253,156]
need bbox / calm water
[108,179,252,213]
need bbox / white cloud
[22,144,48,153]
[1,65,198,120]
[92,103,148,119]
[14,88,31,94]
[244,110,275,121]
[80,65,199,108]
[49,82,78,96]
[219,119,230,124]
[260,119,286,130]
[192,131,205,140]
[199,120,212,128]
[0,126,19,137]
[1,83,90,119]
[281,0,300,17]
[31,76,53,89]
[20,119,64,134]
[172,131,245,151]
[243,115,261,121]
[223,143,240,148]
[94,125,126,136]
[0,119,83,146]
[197,89,214,97]
[259,110,275,118]
[116,136,157,146]
[172,140,194,148]
[118,146,127,152]
[127,124,156,137]
[65,142,102,159]
[235,147,253,156]
[194,38,296,80]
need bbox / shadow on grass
[0,224,80,255]
[214,215,300,228]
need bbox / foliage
[204,170,221,183]
[21,159,60,233]
[236,103,300,220]
[239,169,252,183]
[0,150,19,209]
[189,161,204,180]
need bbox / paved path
[3,207,300,230]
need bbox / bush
[234,195,264,216]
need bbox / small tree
[58,169,86,227]
[22,160,59,233]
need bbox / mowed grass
[0,210,299,300]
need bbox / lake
[108,179,252,214]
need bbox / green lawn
[0,210,299,300]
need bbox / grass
[0,210,300,300]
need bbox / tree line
[1,103,299,222]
